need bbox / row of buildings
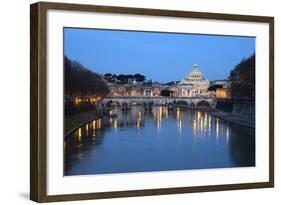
[105,64,230,98]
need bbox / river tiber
[63,29,255,176]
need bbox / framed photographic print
[30,1,274,202]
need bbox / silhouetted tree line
[228,54,255,100]
[64,56,109,97]
[164,81,176,86]
[104,73,146,84]
[208,84,223,91]
[64,56,109,116]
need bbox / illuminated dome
[178,64,210,97]
[188,64,202,80]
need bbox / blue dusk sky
[64,28,255,83]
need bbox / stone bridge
[99,96,216,110]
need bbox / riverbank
[207,110,255,128]
[64,110,105,138]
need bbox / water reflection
[64,106,255,176]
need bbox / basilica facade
[177,64,210,97]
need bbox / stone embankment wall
[216,99,255,119]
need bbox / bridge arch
[175,100,189,107]
[105,100,121,109]
[196,100,210,108]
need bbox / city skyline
[64,28,255,83]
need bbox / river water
[64,106,255,176]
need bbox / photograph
[63,28,256,176]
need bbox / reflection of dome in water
[188,64,202,80]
